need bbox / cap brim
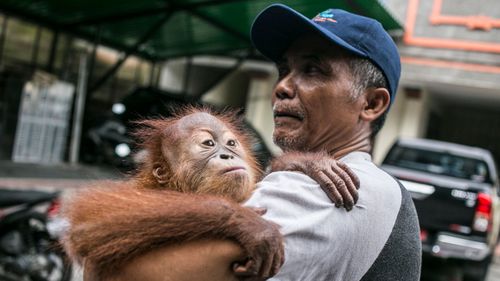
[251,4,366,62]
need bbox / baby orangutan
[63,107,359,281]
[134,107,260,203]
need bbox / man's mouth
[273,110,305,121]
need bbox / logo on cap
[313,11,337,23]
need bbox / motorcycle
[85,117,135,170]
[0,188,72,281]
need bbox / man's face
[272,34,365,152]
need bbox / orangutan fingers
[249,207,268,216]
[337,161,360,189]
[271,245,285,277]
[233,262,247,275]
[259,252,273,278]
[316,170,344,207]
[237,259,260,277]
[323,168,354,210]
[252,257,263,278]
[233,259,256,276]
[331,162,359,204]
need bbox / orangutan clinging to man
[63,107,359,281]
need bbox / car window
[384,146,492,184]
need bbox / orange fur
[132,106,262,199]
[63,107,276,280]
[64,183,247,279]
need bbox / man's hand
[228,207,285,279]
[270,152,360,210]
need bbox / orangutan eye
[202,140,215,147]
[227,140,236,146]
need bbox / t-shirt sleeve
[244,171,357,280]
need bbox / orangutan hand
[270,151,360,210]
[228,207,284,280]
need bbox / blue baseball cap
[251,4,401,103]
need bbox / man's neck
[328,138,372,159]
[326,129,373,159]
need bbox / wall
[373,88,430,163]
[373,0,500,163]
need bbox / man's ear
[152,162,169,185]
[360,87,390,122]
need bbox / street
[421,251,500,281]
[488,255,500,280]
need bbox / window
[384,146,492,184]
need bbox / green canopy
[0,0,401,61]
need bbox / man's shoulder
[246,170,333,211]
[250,151,403,211]
[341,151,397,186]
[340,152,402,209]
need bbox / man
[242,4,421,280]
[80,4,421,281]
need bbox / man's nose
[273,75,296,100]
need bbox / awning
[0,0,402,61]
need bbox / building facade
[375,0,500,163]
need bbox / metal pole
[47,30,59,72]
[183,57,192,94]
[31,26,42,70]
[0,16,9,66]
[149,62,156,86]
[134,60,142,84]
[154,62,162,88]
[69,54,88,164]
[86,26,101,95]
[60,35,74,80]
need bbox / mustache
[273,103,306,120]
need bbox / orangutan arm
[64,184,284,280]
[270,151,360,210]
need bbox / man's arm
[64,183,284,279]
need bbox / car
[381,138,500,281]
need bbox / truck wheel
[463,255,493,281]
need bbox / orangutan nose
[220,154,234,160]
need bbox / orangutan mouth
[222,166,246,174]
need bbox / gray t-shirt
[245,151,421,281]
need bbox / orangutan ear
[359,87,390,122]
[152,163,169,185]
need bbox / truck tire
[463,255,493,281]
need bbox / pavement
[0,160,123,191]
[488,247,500,280]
